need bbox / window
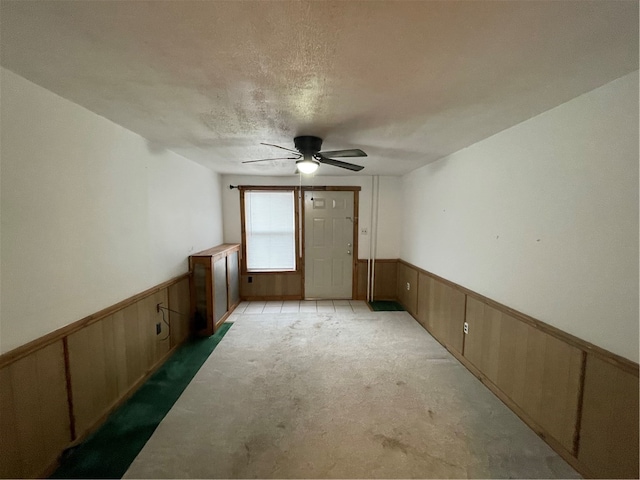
[243,190,296,272]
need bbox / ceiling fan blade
[317,155,364,171]
[242,156,300,164]
[318,148,367,158]
[260,142,300,154]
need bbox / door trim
[301,187,359,300]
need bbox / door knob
[347,250,352,255]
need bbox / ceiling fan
[242,136,366,173]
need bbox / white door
[304,191,354,299]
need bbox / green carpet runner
[368,300,405,311]
[51,322,233,479]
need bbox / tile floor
[233,300,372,314]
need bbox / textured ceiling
[1,1,637,176]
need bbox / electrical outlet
[406,282,410,291]
[361,227,368,235]
[156,322,162,335]
[463,322,469,334]
[156,303,162,313]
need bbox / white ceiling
[1,1,637,176]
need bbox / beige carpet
[124,308,580,479]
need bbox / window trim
[239,186,301,275]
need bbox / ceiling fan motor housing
[294,136,323,154]
[243,136,365,171]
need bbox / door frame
[300,186,360,300]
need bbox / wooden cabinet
[189,244,240,336]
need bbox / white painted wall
[0,68,224,353]
[401,71,639,362]
[375,176,402,259]
[221,174,401,260]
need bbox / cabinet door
[228,251,240,308]
[213,257,228,329]
[192,262,213,335]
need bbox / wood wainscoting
[241,258,400,301]
[240,272,303,301]
[0,342,70,479]
[356,259,398,300]
[0,274,192,479]
[578,354,640,478]
[243,258,398,302]
[396,259,639,479]
[416,272,465,355]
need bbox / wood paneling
[435,278,464,352]
[214,257,228,322]
[372,260,398,300]
[521,329,582,452]
[395,263,638,376]
[168,277,191,348]
[227,252,240,308]
[396,262,418,315]
[137,290,170,367]
[464,297,582,452]
[494,313,530,410]
[401,260,639,477]
[356,260,367,299]
[0,273,189,370]
[241,272,302,300]
[0,274,192,479]
[578,355,639,479]
[464,297,502,383]
[68,290,170,438]
[416,272,430,328]
[356,259,398,300]
[453,350,584,475]
[416,273,465,354]
[0,342,71,478]
[121,303,143,388]
[67,319,112,436]
[0,366,21,478]
[108,312,129,398]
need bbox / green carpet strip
[51,322,233,479]
[368,300,405,311]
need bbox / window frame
[239,186,301,275]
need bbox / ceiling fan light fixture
[296,158,319,174]
[244,136,366,172]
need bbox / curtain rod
[229,185,361,191]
